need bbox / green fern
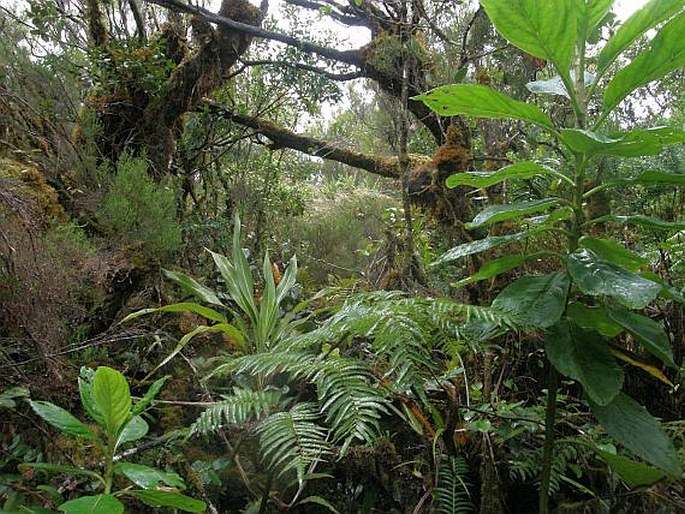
[509,443,580,497]
[256,403,331,485]
[191,387,283,435]
[433,455,474,514]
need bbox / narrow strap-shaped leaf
[480,0,579,75]
[414,84,555,131]
[121,302,227,324]
[453,253,542,288]
[604,12,685,114]
[276,254,298,305]
[587,214,685,231]
[161,269,223,307]
[611,349,674,387]
[144,323,246,380]
[596,0,684,77]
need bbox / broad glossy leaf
[162,269,223,307]
[578,236,647,272]
[560,129,661,157]
[58,494,124,514]
[596,0,684,76]
[648,125,685,145]
[116,415,148,448]
[492,272,570,328]
[131,376,168,416]
[611,349,674,387]
[567,249,661,309]
[114,462,185,489]
[431,230,536,266]
[453,254,534,288]
[589,393,682,475]
[545,321,623,405]
[566,302,622,337]
[605,303,675,367]
[125,490,206,512]
[480,0,578,74]
[121,302,226,324]
[414,85,555,130]
[594,449,667,487]
[589,214,685,230]
[29,401,99,441]
[466,198,559,229]
[91,367,131,439]
[446,161,555,188]
[604,13,685,114]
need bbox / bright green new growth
[416,0,684,512]
[26,367,205,514]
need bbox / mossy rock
[0,157,66,222]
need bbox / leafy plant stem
[539,366,559,514]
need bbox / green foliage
[24,367,204,513]
[432,456,474,514]
[97,152,181,262]
[416,1,684,510]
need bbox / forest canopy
[0,1,684,513]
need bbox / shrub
[97,152,181,262]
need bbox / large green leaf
[566,302,622,337]
[466,198,559,229]
[114,462,185,490]
[492,272,570,328]
[578,236,647,272]
[78,369,102,426]
[630,169,685,186]
[58,494,124,514]
[453,254,536,288]
[594,449,667,487]
[560,129,661,157]
[589,393,682,475]
[589,214,685,230]
[432,230,536,266]
[605,303,676,368]
[124,490,206,512]
[121,302,227,324]
[596,0,684,76]
[446,161,556,189]
[604,12,685,114]
[480,0,578,74]
[91,367,131,439]
[29,401,99,442]
[545,321,623,405]
[115,415,148,448]
[414,84,555,131]
[162,269,223,307]
[567,249,661,309]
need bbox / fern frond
[433,455,474,514]
[256,403,331,485]
[191,387,283,435]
